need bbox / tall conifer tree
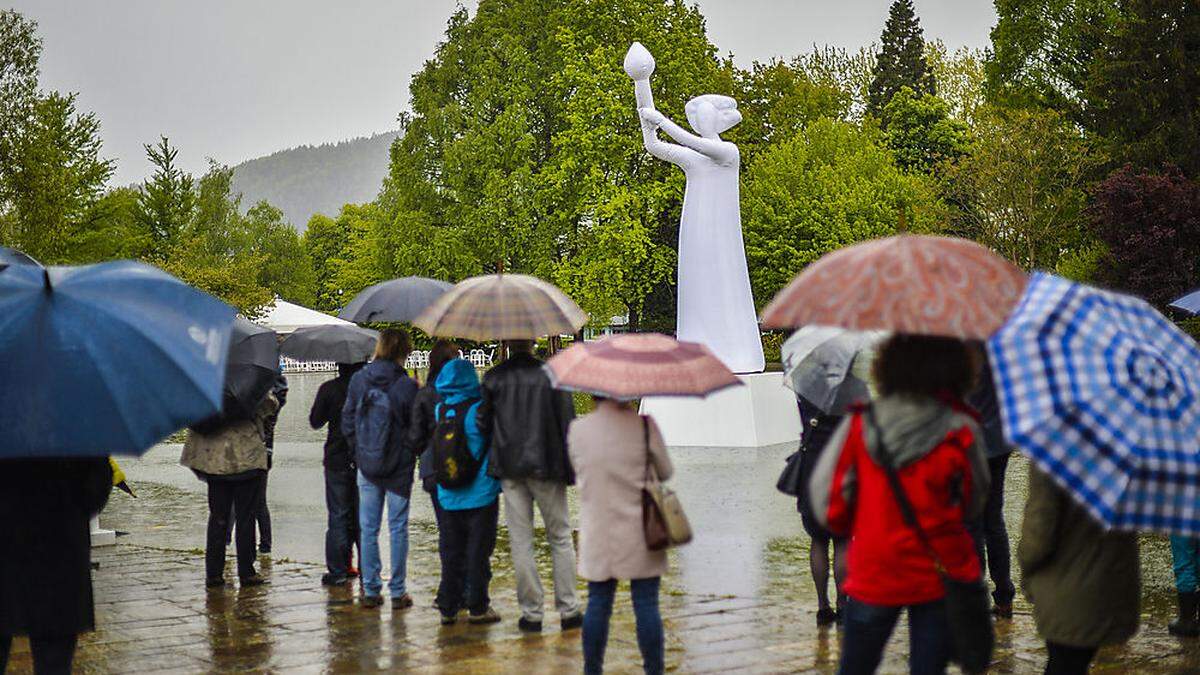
[867,0,936,118]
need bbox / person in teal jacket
[433,359,502,625]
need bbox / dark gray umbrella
[192,318,279,432]
[0,246,40,268]
[280,324,379,364]
[339,276,454,323]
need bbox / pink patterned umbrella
[760,235,1027,340]
[545,333,741,400]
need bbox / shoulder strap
[641,415,655,487]
[865,408,948,576]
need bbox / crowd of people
[5,327,1197,675]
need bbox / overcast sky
[11,1,997,186]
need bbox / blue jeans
[324,467,358,578]
[1171,535,1200,592]
[838,597,951,675]
[357,472,410,598]
[583,578,663,675]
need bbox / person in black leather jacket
[476,340,581,633]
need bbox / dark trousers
[255,470,272,551]
[206,477,263,580]
[0,633,78,674]
[838,597,951,675]
[436,500,498,616]
[324,467,359,578]
[583,577,664,675]
[1044,642,1098,675]
[968,453,1016,605]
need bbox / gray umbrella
[280,324,379,364]
[782,326,886,415]
[339,276,454,323]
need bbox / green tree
[985,0,1119,118]
[0,10,40,185]
[304,212,352,311]
[373,0,730,327]
[741,118,948,305]
[943,106,1096,271]
[882,87,971,174]
[926,41,986,123]
[867,0,936,118]
[0,92,114,263]
[1084,0,1200,177]
[244,200,316,306]
[729,58,851,164]
[136,136,195,256]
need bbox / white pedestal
[639,372,801,447]
[90,515,116,547]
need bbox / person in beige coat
[1019,463,1140,675]
[568,398,673,675]
[181,392,278,589]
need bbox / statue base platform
[639,372,800,448]
[90,515,116,547]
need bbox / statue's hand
[639,108,665,127]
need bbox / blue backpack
[354,382,403,480]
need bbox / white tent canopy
[259,298,351,334]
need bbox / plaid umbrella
[413,274,587,340]
[761,235,1027,339]
[988,272,1200,535]
[545,333,741,400]
[782,327,886,415]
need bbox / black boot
[1169,591,1200,637]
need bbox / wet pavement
[7,372,1200,673]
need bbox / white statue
[624,42,765,374]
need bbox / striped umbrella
[545,333,741,400]
[761,235,1026,340]
[989,272,1200,535]
[413,274,587,340]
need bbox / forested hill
[231,131,398,232]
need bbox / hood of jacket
[863,394,977,468]
[436,358,481,404]
[361,358,406,388]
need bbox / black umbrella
[191,318,278,431]
[339,276,454,323]
[0,246,40,269]
[280,324,379,363]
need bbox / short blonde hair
[374,328,412,364]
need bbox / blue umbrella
[1169,288,1200,316]
[0,260,235,458]
[989,272,1200,535]
[0,246,39,268]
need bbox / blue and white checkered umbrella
[989,273,1200,535]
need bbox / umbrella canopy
[339,276,454,324]
[989,272,1200,535]
[218,317,280,421]
[0,246,39,268]
[761,235,1027,340]
[1169,288,1200,315]
[782,327,886,415]
[280,324,378,363]
[545,333,741,400]
[414,274,588,340]
[0,260,235,457]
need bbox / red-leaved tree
[1090,164,1200,307]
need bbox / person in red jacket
[809,334,990,675]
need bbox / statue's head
[685,95,741,138]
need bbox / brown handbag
[640,417,692,551]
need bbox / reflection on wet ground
[6,373,1196,672]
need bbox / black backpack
[432,399,481,489]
